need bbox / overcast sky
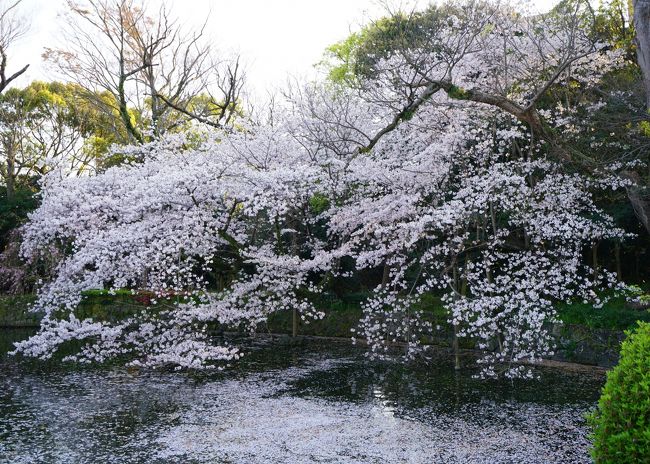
[10,0,562,100]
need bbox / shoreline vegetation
[3,290,647,369]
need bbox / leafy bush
[557,295,650,331]
[588,322,650,463]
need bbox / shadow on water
[0,329,605,463]
[281,351,604,408]
[0,327,35,360]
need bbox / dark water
[0,329,604,463]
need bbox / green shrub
[588,322,650,463]
[557,296,650,331]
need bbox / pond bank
[0,292,634,368]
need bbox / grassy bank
[0,295,38,326]
[556,296,650,330]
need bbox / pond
[0,328,604,463]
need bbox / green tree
[321,6,454,84]
[0,81,117,201]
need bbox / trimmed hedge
[588,322,650,463]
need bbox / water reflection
[0,329,604,463]
[372,386,397,418]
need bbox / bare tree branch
[0,0,28,94]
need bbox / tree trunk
[5,144,16,202]
[452,263,464,371]
[148,75,161,140]
[634,0,650,111]
[141,267,149,289]
[621,170,650,235]
[381,262,390,287]
[118,76,143,144]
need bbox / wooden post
[453,324,461,371]
[452,263,461,371]
[615,242,622,281]
[292,307,298,337]
[291,222,299,337]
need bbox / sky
[9,0,562,100]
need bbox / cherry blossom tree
[287,84,629,377]
[12,0,635,378]
[13,125,329,368]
